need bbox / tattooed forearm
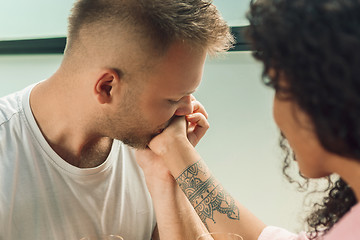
[175,159,240,228]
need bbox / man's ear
[94,68,122,104]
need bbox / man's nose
[174,96,193,116]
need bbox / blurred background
[0,0,311,233]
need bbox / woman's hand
[136,96,209,188]
[186,96,210,147]
[148,97,210,157]
[136,97,209,187]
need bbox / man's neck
[51,137,114,168]
[29,76,112,168]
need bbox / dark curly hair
[246,0,360,238]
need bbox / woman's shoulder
[258,203,360,240]
[258,226,309,240]
[323,202,360,240]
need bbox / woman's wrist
[159,134,189,156]
[161,138,202,178]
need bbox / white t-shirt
[0,85,156,240]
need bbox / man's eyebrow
[170,90,196,99]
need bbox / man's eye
[168,99,181,105]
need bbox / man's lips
[156,128,164,134]
[153,116,174,136]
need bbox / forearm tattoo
[175,159,240,228]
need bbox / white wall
[0,52,307,232]
[213,0,250,25]
[0,55,63,94]
[198,53,307,232]
[0,0,74,40]
[0,0,247,40]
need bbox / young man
[0,0,233,239]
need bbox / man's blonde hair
[66,0,233,56]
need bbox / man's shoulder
[0,84,34,129]
[0,91,23,126]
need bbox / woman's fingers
[191,100,208,119]
[190,95,208,119]
[186,112,210,146]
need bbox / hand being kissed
[136,97,209,185]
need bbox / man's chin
[123,141,148,149]
[120,137,151,150]
[118,130,162,149]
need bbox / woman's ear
[94,68,122,104]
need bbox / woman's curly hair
[246,0,360,238]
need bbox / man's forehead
[139,41,206,97]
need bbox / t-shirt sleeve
[258,226,309,240]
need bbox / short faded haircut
[66,0,233,55]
